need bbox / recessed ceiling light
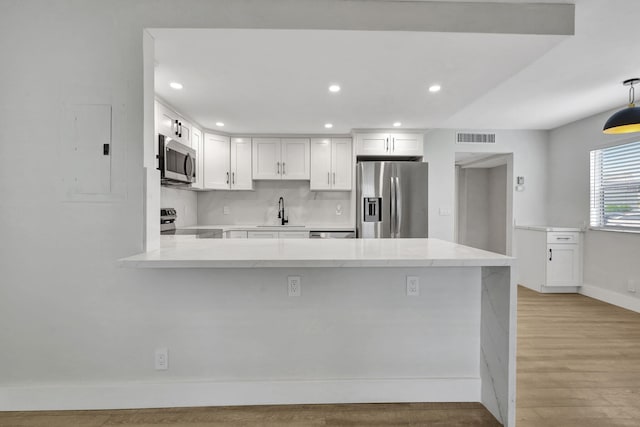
[324,123,333,129]
[429,84,441,93]
[393,122,402,127]
[329,84,341,93]
[216,122,224,127]
[169,82,183,90]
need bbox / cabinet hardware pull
[232,172,235,185]
[174,119,179,136]
[549,249,553,261]
[392,137,395,152]
[557,237,570,240]
[283,162,286,175]
[333,172,336,184]
[385,137,389,152]
[328,172,330,184]
[226,172,229,184]
[178,122,182,138]
[277,162,280,174]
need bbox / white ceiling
[151,0,640,134]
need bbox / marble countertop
[120,238,514,268]
[515,225,584,232]
[183,224,355,232]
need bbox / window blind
[590,140,640,230]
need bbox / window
[590,140,640,230]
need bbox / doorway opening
[455,152,513,255]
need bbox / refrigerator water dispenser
[363,197,382,222]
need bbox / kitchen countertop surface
[120,238,514,268]
[515,225,584,232]
[182,224,356,232]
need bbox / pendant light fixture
[603,78,640,134]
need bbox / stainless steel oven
[158,134,196,185]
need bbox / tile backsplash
[160,187,198,227]
[197,181,352,225]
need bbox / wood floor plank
[2,285,640,426]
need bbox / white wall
[457,165,508,255]
[198,182,352,226]
[488,165,508,254]
[425,130,548,243]
[548,109,640,305]
[2,0,504,410]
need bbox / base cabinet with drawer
[515,226,583,292]
[247,230,309,239]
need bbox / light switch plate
[223,206,230,215]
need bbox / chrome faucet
[278,196,288,226]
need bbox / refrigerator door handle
[390,175,396,237]
[395,176,401,237]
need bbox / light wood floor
[1,286,639,426]
[516,286,640,427]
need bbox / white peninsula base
[118,239,516,426]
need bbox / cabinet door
[191,126,204,190]
[247,231,279,239]
[546,244,580,286]
[391,133,423,156]
[252,138,281,180]
[156,102,177,138]
[279,231,309,239]
[356,133,389,155]
[310,138,332,190]
[281,138,310,180]
[225,230,248,239]
[230,138,253,190]
[203,133,230,189]
[331,138,352,190]
[177,118,191,147]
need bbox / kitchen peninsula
[121,238,516,426]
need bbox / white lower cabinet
[246,230,309,239]
[225,230,248,239]
[515,227,582,292]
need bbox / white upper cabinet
[355,132,423,156]
[281,138,310,180]
[191,126,204,190]
[155,100,191,147]
[203,134,253,190]
[203,133,231,190]
[310,138,352,191]
[253,138,310,180]
[229,138,253,190]
[252,138,281,179]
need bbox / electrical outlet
[627,279,636,293]
[439,208,451,216]
[155,348,168,370]
[406,276,419,296]
[336,204,343,216]
[223,206,230,215]
[288,276,301,297]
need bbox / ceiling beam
[147,0,575,36]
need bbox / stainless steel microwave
[158,134,196,185]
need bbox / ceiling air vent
[456,132,496,144]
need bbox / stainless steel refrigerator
[356,161,428,238]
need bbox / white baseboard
[580,283,640,313]
[0,377,480,411]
